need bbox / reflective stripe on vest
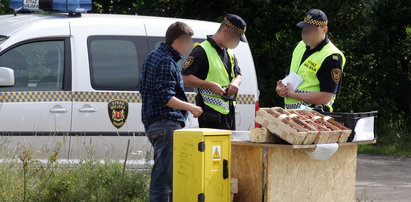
[198,40,235,115]
[197,88,229,110]
[284,40,346,112]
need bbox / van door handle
[79,107,97,112]
[50,108,69,113]
[223,159,229,179]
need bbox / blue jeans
[145,119,182,202]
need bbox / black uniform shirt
[181,35,241,82]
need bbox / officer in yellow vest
[276,9,346,112]
[182,14,246,130]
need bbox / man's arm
[156,59,203,117]
[166,96,203,118]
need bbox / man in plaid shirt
[139,22,203,202]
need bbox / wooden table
[231,140,376,202]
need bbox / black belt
[308,104,331,112]
[168,118,185,128]
[146,116,185,128]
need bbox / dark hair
[165,21,194,45]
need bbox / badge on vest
[183,56,194,69]
[331,68,342,83]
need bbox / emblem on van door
[108,100,129,129]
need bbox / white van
[0,13,259,140]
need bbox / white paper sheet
[305,143,339,160]
[353,117,375,141]
[281,72,304,91]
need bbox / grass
[358,128,411,157]
[0,141,151,202]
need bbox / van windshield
[0,35,8,45]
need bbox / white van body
[0,14,259,159]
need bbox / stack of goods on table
[253,107,352,145]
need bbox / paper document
[281,72,304,91]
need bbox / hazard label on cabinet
[212,146,221,161]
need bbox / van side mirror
[0,67,15,87]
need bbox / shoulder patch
[183,56,194,69]
[331,68,342,83]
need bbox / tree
[1,0,410,135]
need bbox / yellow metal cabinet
[173,128,232,202]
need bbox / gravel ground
[356,154,411,202]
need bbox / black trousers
[196,95,236,130]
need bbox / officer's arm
[231,75,242,86]
[287,90,334,105]
[287,54,342,104]
[231,57,242,86]
[227,56,242,96]
[183,74,212,88]
[182,47,225,95]
[318,54,343,95]
[227,75,242,96]
[183,75,225,95]
[181,47,209,89]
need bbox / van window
[0,40,65,91]
[88,36,145,91]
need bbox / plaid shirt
[140,42,188,126]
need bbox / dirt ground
[356,154,411,202]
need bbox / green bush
[28,161,149,201]
[0,146,150,202]
[358,128,411,156]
